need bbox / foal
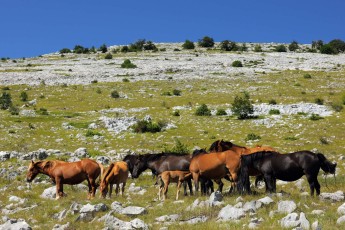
[158,170,192,201]
[100,161,129,198]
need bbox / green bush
[269,109,280,115]
[59,48,71,54]
[122,78,130,82]
[331,102,343,112]
[328,39,345,53]
[86,130,102,137]
[164,138,189,154]
[288,41,299,51]
[195,104,211,116]
[172,110,180,116]
[232,60,243,67]
[132,119,163,133]
[121,46,129,53]
[9,105,19,115]
[121,59,137,68]
[268,99,277,105]
[309,113,323,120]
[38,108,49,115]
[245,133,261,141]
[216,108,227,116]
[172,89,181,96]
[314,98,324,105]
[231,92,254,119]
[0,92,12,109]
[20,91,28,102]
[182,40,195,49]
[73,45,89,54]
[104,53,113,59]
[303,73,312,79]
[110,90,120,98]
[98,44,108,53]
[275,45,287,52]
[312,40,324,50]
[198,36,215,48]
[143,41,157,51]
[162,92,172,96]
[320,44,337,54]
[254,45,263,52]
[220,40,237,51]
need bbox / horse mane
[192,148,208,157]
[241,151,279,166]
[37,160,55,170]
[140,152,189,162]
[102,163,115,182]
[317,153,337,174]
[208,139,234,152]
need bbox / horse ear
[31,160,35,164]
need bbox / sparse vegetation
[195,104,211,116]
[303,73,312,79]
[232,92,254,119]
[198,36,215,48]
[275,44,287,52]
[121,59,137,68]
[232,60,243,67]
[182,40,195,49]
[20,91,28,102]
[245,133,261,141]
[132,119,164,133]
[216,108,227,116]
[269,109,280,115]
[220,40,238,51]
[110,90,120,98]
[0,91,12,109]
[104,53,113,59]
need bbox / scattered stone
[40,186,56,199]
[98,212,148,230]
[338,202,345,215]
[209,191,223,206]
[248,217,263,229]
[120,206,147,216]
[96,156,110,165]
[69,202,82,215]
[73,148,88,158]
[299,212,310,230]
[320,190,344,202]
[111,201,123,213]
[311,220,321,230]
[257,196,274,206]
[155,214,180,222]
[53,209,68,221]
[337,215,345,225]
[181,216,208,224]
[280,213,300,228]
[52,222,70,230]
[95,203,108,212]
[218,205,245,221]
[311,210,324,215]
[0,219,32,230]
[278,200,297,214]
[130,218,149,229]
[0,151,10,161]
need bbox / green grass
[0,66,345,229]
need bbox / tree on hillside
[288,41,299,51]
[231,92,254,119]
[182,40,195,49]
[312,40,323,50]
[99,44,108,53]
[220,40,238,51]
[198,36,215,48]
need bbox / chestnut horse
[26,159,101,199]
[100,161,128,198]
[158,170,192,200]
[190,140,276,194]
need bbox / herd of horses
[26,140,337,200]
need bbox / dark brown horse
[26,159,101,199]
[100,161,128,198]
[238,151,337,195]
[131,153,194,196]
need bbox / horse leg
[214,179,223,193]
[187,179,193,196]
[85,177,92,199]
[163,180,169,200]
[192,173,199,195]
[183,180,188,196]
[176,180,182,200]
[89,177,97,199]
[115,183,120,196]
[109,184,113,198]
[55,178,63,200]
[121,182,126,196]
[264,174,275,194]
[306,174,320,196]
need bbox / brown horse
[99,161,128,198]
[190,140,276,194]
[26,159,101,199]
[158,170,192,201]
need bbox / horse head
[131,156,147,178]
[26,160,45,182]
[209,139,233,152]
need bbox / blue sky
[1,0,345,58]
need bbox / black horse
[238,151,337,196]
[131,153,194,196]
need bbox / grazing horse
[100,161,128,198]
[26,159,101,199]
[158,170,192,200]
[131,153,193,196]
[238,151,337,196]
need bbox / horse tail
[317,153,337,174]
[237,154,251,194]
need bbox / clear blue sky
[1,0,345,58]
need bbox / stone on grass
[182,216,208,224]
[130,218,149,229]
[337,202,345,215]
[111,201,123,213]
[0,219,32,230]
[218,205,245,221]
[120,206,147,216]
[320,190,344,202]
[311,220,321,230]
[278,200,297,214]
[280,213,300,228]
[52,222,70,230]
[40,186,56,199]
[73,147,88,158]
[53,209,68,221]
[311,210,324,215]
[155,214,180,222]
[257,196,274,206]
[299,212,310,230]
[337,215,345,225]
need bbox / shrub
[284,136,298,141]
[164,138,189,154]
[110,90,120,98]
[98,44,108,53]
[86,130,102,137]
[172,89,181,96]
[239,43,248,51]
[91,80,98,84]
[328,39,345,53]
[220,40,237,51]
[312,40,324,50]
[195,104,211,116]
[121,59,137,68]
[275,45,287,52]
[162,92,172,96]
[38,108,49,115]
[232,60,243,67]
[231,92,254,119]
[303,73,312,79]
[269,109,280,115]
[143,41,157,51]
[172,110,180,116]
[104,53,113,59]
[314,98,324,105]
[288,41,299,51]
[59,48,71,54]
[198,36,215,48]
[309,113,323,120]
[254,45,263,52]
[9,105,19,115]
[121,46,129,53]
[132,119,163,133]
[320,44,337,54]
[173,48,180,51]
[331,102,343,112]
[319,137,329,145]
[268,99,277,105]
[216,108,227,116]
[20,91,28,102]
[182,40,195,49]
[0,92,12,109]
[245,133,261,141]
[122,78,130,82]
[73,45,88,54]
[129,39,146,51]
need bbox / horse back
[108,161,129,184]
